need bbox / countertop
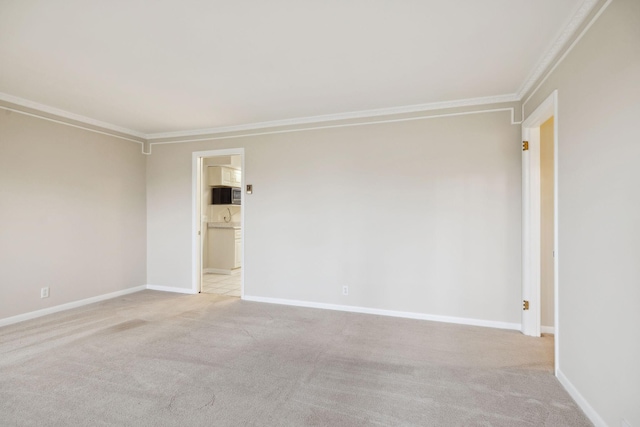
[207,222,241,229]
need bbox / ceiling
[0,0,589,137]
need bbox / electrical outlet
[342,286,348,296]
[40,287,49,298]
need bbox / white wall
[147,111,522,324]
[524,0,640,425]
[0,111,147,320]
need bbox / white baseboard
[557,369,607,427]
[203,268,233,275]
[0,285,147,328]
[541,325,555,334]
[242,295,521,331]
[146,284,197,294]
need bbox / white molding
[522,0,612,107]
[203,268,233,275]
[0,92,146,139]
[0,105,148,152]
[242,295,521,331]
[0,0,607,149]
[541,326,555,334]
[0,285,146,328]
[146,94,518,141]
[557,370,607,427]
[149,107,521,148]
[0,90,520,146]
[553,95,560,376]
[146,285,197,294]
[522,92,556,129]
[516,0,600,100]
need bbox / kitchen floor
[201,268,241,297]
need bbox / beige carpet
[0,290,591,426]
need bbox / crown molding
[145,93,519,141]
[516,0,600,100]
[148,107,520,148]
[0,92,146,140]
[522,0,612,109]
[0,0,605,145]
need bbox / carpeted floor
[0,290,591,426]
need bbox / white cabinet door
[223,169,234,186]
[208,227,242,271]
[208,167,222,186]
[208,166,241,187]
[208,228,235,270]
[233,170,242,187]
[234,238,242,268]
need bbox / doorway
[521,90,558,372]
[192,148,245,297]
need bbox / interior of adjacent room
[200,155,242,297]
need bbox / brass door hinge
[522,141,529,151]
[523,300,530,310]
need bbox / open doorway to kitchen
[521,90,558,372]
[192,149,244,297]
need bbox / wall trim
[146,94,518,141]
[146,285,198,294]
[0,104,148,152]
[0,1,607,150]
[516,0,600,100]
[0,285,146,328]
[0,92,519,153]
[522,0,612,109]
[0,92,146,139]
[557,370,607,427]
[149,107,521,148]
[242,295,521,331]
[203,268,233,275]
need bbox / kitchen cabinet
[208,226,241,272]
[234,229,241,269]
[208,166,241,187]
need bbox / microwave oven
[212,187,241,205]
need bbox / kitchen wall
[147,110,522,325]
[523,0,640,425]
[210,205,241,223]
[0,111,147,320]
[202,157,242,270]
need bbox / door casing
[192,148,245,296]
[521,90,558,373]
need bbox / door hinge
[523,300,530,310]
[522,141,529,151]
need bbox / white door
[521,129,541,337]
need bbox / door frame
[191,148,245,295]
[521,89,558,372]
